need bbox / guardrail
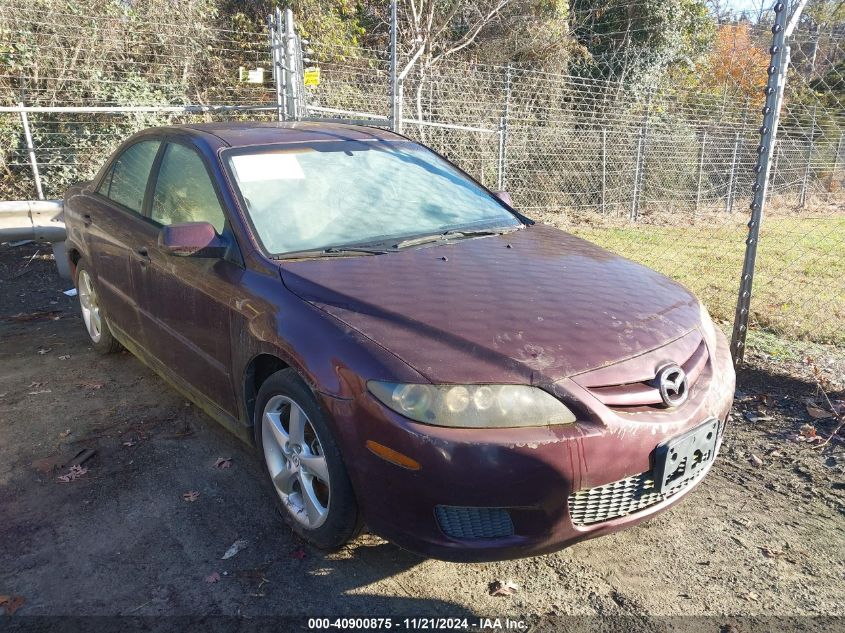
[0,200,70,279]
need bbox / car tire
[254,368,361,550]
[75,260,122,355]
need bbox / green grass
[565,216,845,347]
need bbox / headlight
[699,302,718,352]
[367,381,576,428]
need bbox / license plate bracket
[653,418,720,493]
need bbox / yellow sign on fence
[304,67,320,87]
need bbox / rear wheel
[76,261,121,354]
[255,369,360,549]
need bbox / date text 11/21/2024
[307,617,528,630]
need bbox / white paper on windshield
[231,153,305,183]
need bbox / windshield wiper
[393,226,519,250]
[275,245,389,259]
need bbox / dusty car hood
[278,224,701,385]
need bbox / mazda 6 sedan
[63,122,735,562]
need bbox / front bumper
[324,331,735,562]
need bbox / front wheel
[254,369,360,549]
[75,261,122,354]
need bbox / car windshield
[222,141,521,256]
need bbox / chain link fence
[304,9,844,349]
[1,1,843,350]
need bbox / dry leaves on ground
[488,580,519,597]
[214,457,232,469]
[57,465,88,483]
[205,572,221,584]
[0,595,25,615]
[222,539,249,560]
[182,490,200,502]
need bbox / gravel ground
[1,243,844,629]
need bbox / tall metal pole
[284,8,299,120]
[799,104,816,207]
[730,0,803,364]
[269,9,284,121]
[19,103,44,200]
[389,0,399,132]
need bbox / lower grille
[568,458,713,527]
[435,505,514,539]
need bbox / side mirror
[158,221,227,258]
[493,190,513,207]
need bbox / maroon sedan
[63,122,734,562]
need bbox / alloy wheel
[262,395,331,529]
[77,269,102,343]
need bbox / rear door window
[99,140,161,213]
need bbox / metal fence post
[269,9,284,122]
[730,0,803,364]
[830,132,844,194]
[497,64,511,191]
[695,129,707,214]
[630,92,652,221]
[601,127,607,214]
[631,128,643,221]
[799,104,816,207]
[284,8,299,120]
[19,103,44,200]
[726,131,740,213]
[389,0,399,132]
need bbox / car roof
[173,121,404,147]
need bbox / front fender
[230,267,427,427]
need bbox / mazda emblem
[656,364,688,407]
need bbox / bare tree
[395,0,511,129]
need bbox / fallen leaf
[806,404,831,419]
[123,440,137,447]
[58,355,71,361]
[37,347,52,355]
[57,465,88,483]
[749,453,763,467]
[761,547,783,558]
[59,429,72,438]
[757,394,776,408]
[7,310,62,322]
[214,457,232,470]
[205,572,221,584]
[222,539,249,560]
[744,412,771,423]
[27,381,46,389]
[741,591,760,602]
[290,547,306,560]
[488,580,519,597]
[799,424,817,438]
[0,595,25,615]
[78,381,105,390]
[182,490,200,502]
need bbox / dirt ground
[1,242,844,629]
